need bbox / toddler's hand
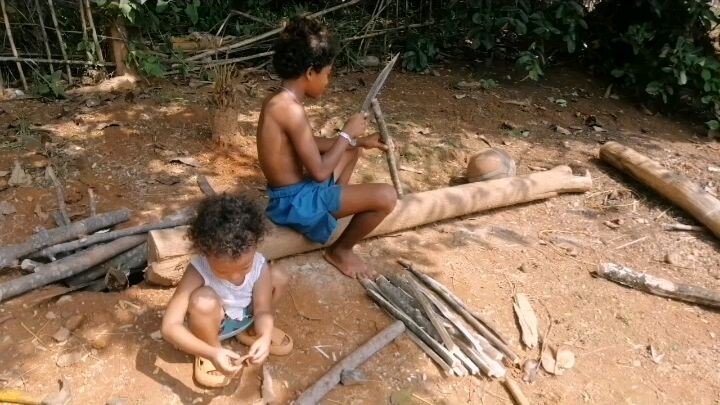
[211,347,243,374]
[341,112,368,138]
[248,335,271,364]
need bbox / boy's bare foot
[324,247,376,279]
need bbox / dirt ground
[1,61,719,405]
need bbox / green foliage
[402,36,438,72]
[586,0,720,129]
[32,70,66,99]
[127,46,167,77]
[447,0,587,80]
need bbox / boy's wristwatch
[338,131,357,147]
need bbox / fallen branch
[664,223,704,232]
[88,188,97,217]
[65,242,147,286]
[46,166,70,226]
[0,235,145,302]
[502,377,530,405]
[0,209,130,268]
[36,209,193,259]
[342,22,435,42]
[294,320,405,405]
[595,263,720,309]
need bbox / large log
[599,141,720,239]
[0,210,131,268]
[595,263,720,309]
[148,165,592,265]
[294,321,405,405]
[0,235,145,303]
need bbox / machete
[360,53,400,112]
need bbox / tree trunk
[110,16,133,76]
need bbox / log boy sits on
[257,16,397,278]
[161,195,292,388]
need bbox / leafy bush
[403,36,439,72]
[32,70,66,99]
[585,0,720,130]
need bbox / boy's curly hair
[273,16,337,79]
[189,195,267,258]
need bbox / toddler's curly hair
[189,195,267,258]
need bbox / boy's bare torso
[256,91,308,188]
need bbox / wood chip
[52,327,71,343]
[169,156,201,168]
[513,293,539,349]
[261,365,277,404]
[0,201,16,215]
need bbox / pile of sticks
[0,183,195,303]
[361,261,529,403]
[360,261,529,402]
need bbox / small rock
[64,314,85,331]
[522,359,539,383]
[192,398,202,405]
[56,295,73,305]
[519,263,531,273]
[562,140,572,149]
[45,311,57,320]
[501,120,519,130]
[52,327,71,343]
[357,55,380,68]
[0,178,7,191]
[56,350,84,367]
[150,330,163,341]
[113,308,135,324]
[82,323,112,349]
[431,70,440,77]
[708,166,720,173]
[455,81,483,90]
[0,201,16,216]
[106,398,130,405]
[664,252,683,266]
[555,126,571,135]
[85,98,100,107]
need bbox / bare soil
[1,63,719,405]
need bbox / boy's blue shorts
[266,176,343,244]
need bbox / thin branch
[1,0,28,90]
[0,56,115,66]
[46,0,73,83]
[33,0,55,72]
[83,0,104,63]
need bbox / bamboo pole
[0,0,28,90]
[83,0,104,62]
[34,0,55,72]
[78,0,92,61]
[186,0,362,62]
[46,0,73,84]
[0,56,114,66]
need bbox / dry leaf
[541,347,557,374]
[8,161,31,187]
[34,203,49,220]
[649,345,665,364]
[513,293,539,349]
[555,126,571,135]
[0,170,9,177]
